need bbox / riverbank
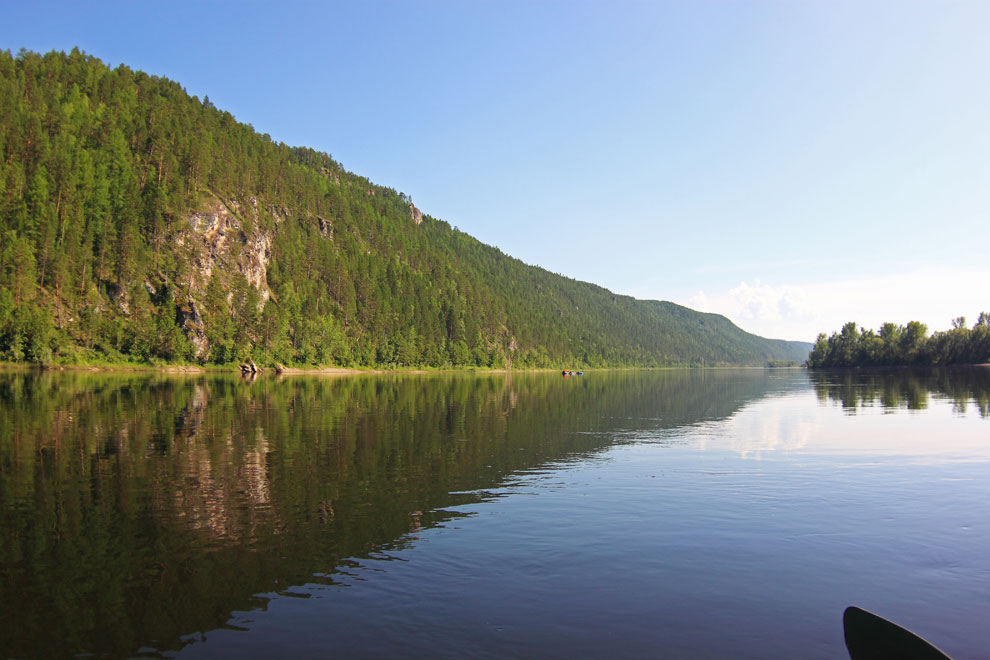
[0,361,567,376]
[0,360,798,376]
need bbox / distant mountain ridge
[0,48,810,367]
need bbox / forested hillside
[0,48,809,367]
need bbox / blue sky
[3,1,988,341]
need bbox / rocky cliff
[173,196,289,358]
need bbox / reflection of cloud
[726,406,813,459]
[695,393,990,463]
[694,395,816,458]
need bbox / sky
[3,0,988,342]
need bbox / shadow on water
[809,366,990,417]
[0,369,801,658]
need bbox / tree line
[806,315,990,368]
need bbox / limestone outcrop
[174,196,283,358]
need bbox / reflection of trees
[809,367,990,417]
[0,369,799,659]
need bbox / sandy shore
[273,366,375,376]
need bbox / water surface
[1,368,989,658]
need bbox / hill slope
[0,48,809,367]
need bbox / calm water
[1,368,989,659]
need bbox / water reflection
[705,367,990,461]
[0,369,796,658]
[4,369,990,657]
[809,367,990,417]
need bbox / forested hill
[0,48,810,367]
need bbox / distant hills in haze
[0,48,810,367]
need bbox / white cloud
[687,290,709,311]
[676,268,990,342]
[727,280,813,325]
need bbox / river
[1,368,988,658]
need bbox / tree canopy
[806,315,990,368]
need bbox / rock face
[176,301,208,357]
[175,196,282,358]
[410,203,422,225]
[182,197,277,304]
[107,282,129,314]
[242,230,273,299]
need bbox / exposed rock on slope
[181,197,277,305]
[174,196,282,356]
